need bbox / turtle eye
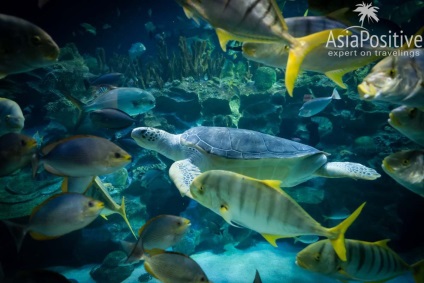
[114,152,121,158]
[408,108,417,118]
[402,159,410,166]
[31,35,42,46]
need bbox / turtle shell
[181,126,322,159]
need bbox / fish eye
[314,253,320,262]
[200,277,206,282]
[199,186,204,191]
[177,221,182,226]
[402,159,410,166]
[88,201,94,207]
[114,152,121,158]
[408,108,417,118]
[389,69,396,77]
[5,115,10,121]
[20,139,26,146]
[31,35,42,46]
[284,45,289,51]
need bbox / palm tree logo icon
[353,2,379,27]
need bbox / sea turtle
[131,126,380,197]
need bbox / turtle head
[131,127,165,149]
[131,127,182,160]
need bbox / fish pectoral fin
[261,234,289,247]
[262,180,282,189]
[215,28,235,52]
[325,70,349,89]
[29,231,60,241]
[286,29,351,97]
[219,204,235,226]
[100,214,108,220]
[144,262,160,280]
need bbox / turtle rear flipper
[169,159,201,198]
[315,162,381,180]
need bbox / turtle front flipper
[314,162,381,180]
[169,159,201,198]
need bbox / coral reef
[254,67,276,91]
[90,251,134,283]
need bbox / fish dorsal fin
[146,248,166,256]
[270,0,288,31]
[29,231,60,240]
[261,234,289,247]
[138,215,165,236]
[261,180,282,190]
[374,239,390,248]
[42,135,96,155]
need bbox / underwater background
[0,0,423,282]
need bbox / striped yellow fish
[190,170,365,261]
[296,239,424,283]
[174,0,350,96]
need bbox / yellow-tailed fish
[174,0,350,96]
[296,238,424,283]
[3,193,104,251]
[33,135,131,178]
[0,98,25,136]
[0,133,37,177]
[121,214,190,263]
[389,106,424,146]
[190,170,365,261]
[0,14,59,79]
[144,250,211,283]
[382,150,424,197]
[242,16,381,90]
[358,49,424,109]
[90,177,137,238]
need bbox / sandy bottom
[52,242,414,283]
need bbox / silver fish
[0,98,25,136]
[358,49,424,108]
[388,106,424,146]
[299,89,341,117]
[0,14,59,78]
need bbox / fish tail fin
[332,88,341,100]
[412,259,424,283]
[286,29,351,97]
[61,91,85,131]
[2,220,28,252]
[118,197,137,239]
[31,153,40,178]
[327,202,366,261]
[401,26,424,50]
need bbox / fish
[190,170,366,261]
[388,106,424,146]
[0,133,37,176]
[143,251,211,283]
[174,0,349,96]
[0,98,25,136]
[253,269,262,283]
[3,269,71,283]
[323,207,351,221]
[33,135,131,180]
[296,238,424,283]
[294,235,320,244]
[85,73,124,87]
[382,150,424,197]
[67,87,156,117]
[121,215,190,263]
[0,14,59,78]
[3,193,104,251]
[299,88,341,117]
[80,23,96,35]
[89,108,136,129]
[90,177,136,238]
[358,49,424,109]
[242,16,381,90]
